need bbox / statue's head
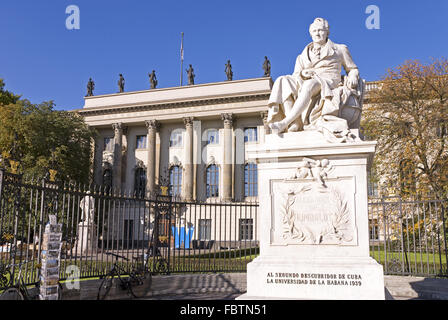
[309,18,330,45]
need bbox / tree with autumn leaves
[0,79,96,184]
[361,58,448,199]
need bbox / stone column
[92,136,103,186]
[145,120,160,197]
[183,117,195,201]
[121,126,128,189]
[221,113,234,202]
[112,123,123,191]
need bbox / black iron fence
[369,196,448,277]
[0,170,259,288]
[1,169,447,290]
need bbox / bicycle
[0,260,62,300]
[97,252,151,300]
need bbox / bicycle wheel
[97,274,114,300]
[128,269,152,299]
[0,270,11,288]
[154,258,168,274]
[0,288,24,300]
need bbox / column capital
[183,117,195,128]
[260,111,268,121]
[260,111,271,134]
[112,122,123,134]
[145,120,161,132]
[221,113,234,127]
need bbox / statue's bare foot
[269,121,287,133]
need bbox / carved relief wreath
[280,159,353,245]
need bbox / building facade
[78,77,272,203]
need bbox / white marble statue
[80,194,95,224]
[268,18,364,142]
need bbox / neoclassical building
[78,77,273,202]
[77,77,384,247]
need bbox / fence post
[0,169,4,206]
[440,202,448,276]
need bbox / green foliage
[0,79,96,183]
[362,58,448,198]
[0,79,21,106]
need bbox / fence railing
[0,170,259,288]
[369,196,448,277]
[1,169,447,290]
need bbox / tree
[0,79,21,106]
[361,58,448,198]
[0,79,96,184]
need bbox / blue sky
[1,0,447,110]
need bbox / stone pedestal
[75,223,98,255]
[239,131,385,300]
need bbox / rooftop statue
[118,74,125,93]
[267,18,364,142]
[86,78,95,97]
[263,56,271,77]
[186,64,195,85]
[149,70,158,89]
[225,60,233,81]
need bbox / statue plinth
[75,222,98,255]
[238,132,385,300]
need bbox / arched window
[134,168,146,198]
[206,165,219,198]
[244,163,258,197]
[169,166,182,197]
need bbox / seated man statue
[268,18,364,142]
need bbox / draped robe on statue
[267,39,363,142]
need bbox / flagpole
[180,32,184,86]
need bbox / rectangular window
[206,130,219,145]
[239,219,254,240]
[244,163,258,197]
[170,130,183,147]
[198,219,212,241]
[136,135,147,149]
[244,127,258,143]
[169,166,182,197]
[103,137,114,151]
[206,165,219,198]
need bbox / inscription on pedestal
[271,169,358,246]
[265,272,363,287]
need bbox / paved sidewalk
[105,273,448,301]
[142,292,242,300]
